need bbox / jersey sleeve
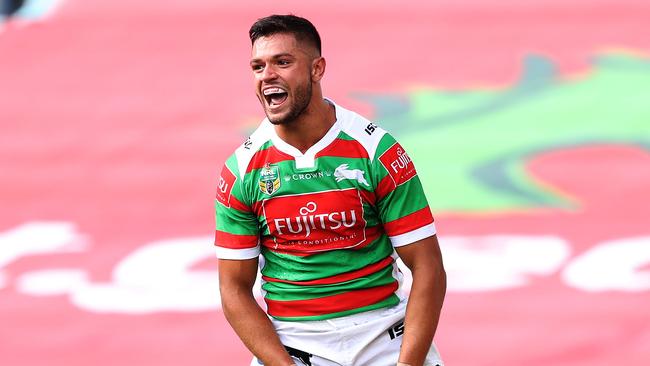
[371,133,436,247]
[214,154,260,259]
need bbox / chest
[248,159,377,252]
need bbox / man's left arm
[395,234,446,366]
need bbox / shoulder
[333,101,389,161]
[229,119,275,179]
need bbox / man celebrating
[215,14,445,366]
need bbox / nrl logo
[259,163,281,195]
[334,164,370,187]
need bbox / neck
[274,97,336,154]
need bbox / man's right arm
[218,257,295,366]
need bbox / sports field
[1,1,649,365]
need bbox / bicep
[395,235,444,271]
[218,257,259,293]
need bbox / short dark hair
[249,14,322,55]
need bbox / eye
[251,64,264,72]
[277,59,291,67]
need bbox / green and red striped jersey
[215,100,435,321]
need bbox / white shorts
[250,299,443,366]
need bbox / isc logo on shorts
[379,142,417,187]
[387,320,405,340]
[262,189,368,253]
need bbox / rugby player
[215,14,446,366]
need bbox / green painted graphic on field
[358,53,650,213]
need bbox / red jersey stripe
[261,240,311,257]
[251,199,263,215]
[229,196,251,213]
[215,230,258,249]
[383,206,434,237]
[315,138,369,159]
[351,224,383,251]
[247,146,293,173]
[265,281,398,317]
[359,188,376,205]
[375,175,394,201]
[262,255,394,285]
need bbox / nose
[259,64,278,82]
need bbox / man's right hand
[219,257,295,366]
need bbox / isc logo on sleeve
[379,143,417,187]
[216,166,237,207]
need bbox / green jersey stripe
[260,236,393,281]
[262,256,394,285]
[262,263,396,301]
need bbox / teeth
[263,87,285,95]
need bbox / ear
[311,56,326,82]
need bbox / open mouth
[263,87,288,108]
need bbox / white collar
[268,98,341,169]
